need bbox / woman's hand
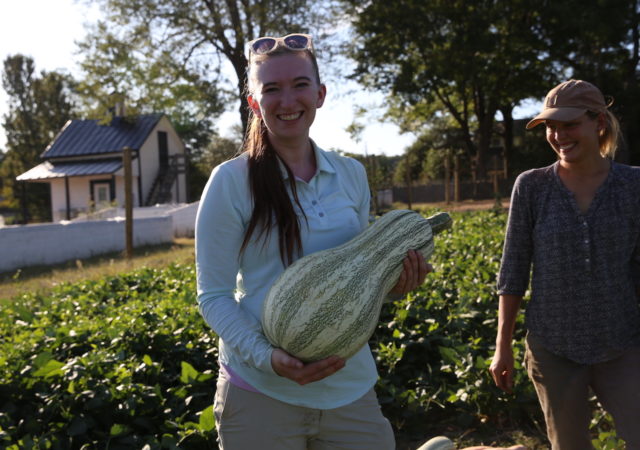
[271,348,345,385]
[389,250,432,296]
[489,345,515,394]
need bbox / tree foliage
[345,0,552,180]
[189,130,243,201]
[344,0,640,175]
[0,55,77,222]
[539,0,640,164]
[345,151,399,213]
[79,0,340,137]
[76,22,224,162]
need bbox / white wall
[70,201,199,238]
[50,174,139,222]
[169,202,198,237]
[50,178,66,222]
[0,216,173,274]
[113,171,140,209]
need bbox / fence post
[123,146,133,260]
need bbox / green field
[0,209,622,449]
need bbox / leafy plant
[0,265,217,449]
[0,211,620,448]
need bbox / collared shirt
[195,143,376,409]
[498,161,640,364]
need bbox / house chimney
[114,100,126,117]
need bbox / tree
[344,0,553,181]
[345,118,398,213]
[535,0,640,164]
[189,128,243,200]
[0,55,77,222]
[345,150,398,214]
[345,0,640,177]
[79,0,340,136]
[76,21,224,161]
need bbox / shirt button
[584,239,589,244]
[312,200,317,205]
[319,212,324,217]
[585,258,590,263]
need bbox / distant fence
[386,179,514,206]
[0,216,173,274]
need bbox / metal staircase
[145,154,186,205]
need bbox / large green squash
[261,209,452,362]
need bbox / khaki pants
[525,334,640,450]
[213,377,395,450]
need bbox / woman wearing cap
[195,33,429,449]
[489,79,640,449]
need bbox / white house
[16,113,187,222]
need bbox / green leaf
[33,352,53,368]
[180,361,199,384]
[110,423,131,436]
[13,304,34,322]
[32,359,64,378]
[438,346,458,365]
[198,404,216,432]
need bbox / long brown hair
[239,47,321,266]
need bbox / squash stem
[426,212,453,234]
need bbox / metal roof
[41,114,163,158]
[16,159,125,181]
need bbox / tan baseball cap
[526,79,610,129]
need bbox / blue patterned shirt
[498,161,640,364]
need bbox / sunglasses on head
[248,33,313,56]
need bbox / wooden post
[405,156,412,210]
[444,149,451,204]
[19,182,28,224]
[64,176,71,220]
[492,155,500,197]
[454,154,460,203]
[123,146,133,260]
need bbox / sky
[0,0,418,157]
[0,0,538,157]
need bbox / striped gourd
[261,210,452,362]
[416,436,456,450]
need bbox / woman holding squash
[490,79,640,449]
[195,33,429,450]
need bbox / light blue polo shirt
[195,143,378,409]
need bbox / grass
[0,238,195,301]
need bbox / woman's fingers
[391,250,433,295]
[272,349,345,385]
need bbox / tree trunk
[454,154,460,202]
[500,106,514,178]
[406,158,412,210]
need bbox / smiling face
[545,113,604,165]
[247,51,326,150]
